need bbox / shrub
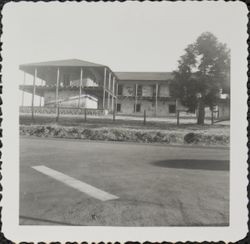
[184,133,199,144]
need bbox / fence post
[211,109,214,125]
[143,110,146,125]
[177,110,180,126]
[31,108,34,122]
[113,108,116,122]
[84,109,87,122]
[31,107,35,123]
[56,105,60,122]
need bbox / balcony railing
[19,106,106,116]
[117,95,174,100]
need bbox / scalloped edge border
[0,1,248,243]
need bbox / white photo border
[0,1,249,243]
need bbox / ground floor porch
[20,85,118,116]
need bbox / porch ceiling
[19,85,104,98]
[20,59,113,86]
[19,59,119,85]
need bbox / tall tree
[170,32,230,125]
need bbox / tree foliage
[170,32,230,115]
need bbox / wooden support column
[56,68,60,118]
[78,68,83,108]
[155,83,158,116]
[107,72,111,110]
[31,68,37,120]
[111,76,115,112]
[116,82,119,112]
[135,83,138,112]
[143,110,146,125]
[177,110,180,126]
[39,79,43,107]
[21,72,26,107]
[103,68,107,110]
[116,81,119,96]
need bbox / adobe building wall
[122,84,134,96]
[44,90,79,105]
[44,90,98,108]
[159,85,170,97]
[85,98,98,109]
[142,85,153,97]
[116,98,177,117]
[156,100,176,116]
[59,97,97,108]
[218,102,230,119]
[44,90,74,105]
[117,98,135,114]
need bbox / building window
[117,103,121,112]
[134,104,141,112]
[169,104,176,114]
[137,85,142,96]
[118,85,123,95]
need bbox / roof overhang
[19,59,119,81]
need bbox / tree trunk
[197,99,205,125]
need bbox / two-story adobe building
[115,72,176,116]
[19,59,179,117]
[19,58,230,119]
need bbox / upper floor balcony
[116,83,172,98]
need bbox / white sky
[2,1,243,105]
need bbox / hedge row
[20,125,229,146]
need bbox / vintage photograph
[18,4,230,227]
[1,1,248,242]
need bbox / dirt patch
[20,125,229,146]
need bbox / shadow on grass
[151,159,229,171]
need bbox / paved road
[20,137,229,226]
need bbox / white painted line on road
[32,165,119,201]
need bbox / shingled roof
[20,59,105,68]
[114,72,174,81]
